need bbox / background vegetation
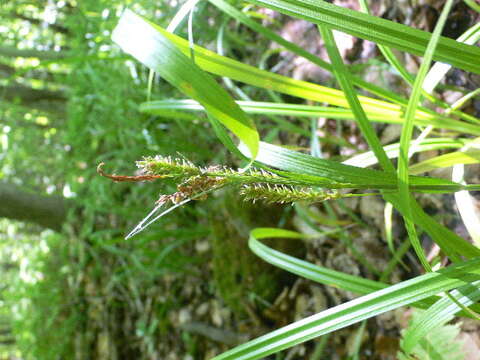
[1,0,480,359]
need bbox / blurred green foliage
[1,0,283,359]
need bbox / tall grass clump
[110,0,480,358]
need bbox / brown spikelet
[97,162,169,182]
[155,175,227,205]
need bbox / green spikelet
[136,156,202,179]
[207,167,308,187]
[136,156,322,187]
[240,184,341,204]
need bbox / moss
[210,190,302,318]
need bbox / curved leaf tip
[112,9,259,160]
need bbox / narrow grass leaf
[344,138,468,169]
[251,142,480,258]
[448,88,480,115]
[145,26,480,130]
[112,9,259,159]
[401,281,480,353]
[358,0,411,84]
[312,21,480,260]
[357,0,444,108]
[166,0,200,32]
[213,256,480,359]
[244,0,480,74]
[140,99,480,136]
[397,0,454,271]
[410,149,480,175]
[249,142,468,192]
[249,228,386,294]
[215,0,477,125]
[318,25,392,171]
[211,0,480,125]
[423,23,480,93]
[208,0,407,106]
[464,0,480,13]
[249,228,480,315]
[452,150,480,247]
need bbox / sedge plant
[107,0,480,358]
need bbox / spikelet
[128,155,346,205]
[135,156,311,187]
[106,155,360,239]
[208,166,307,187]
[240,184,341,204]
[136,156,202,179]
[156,175,227,205]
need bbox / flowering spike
[240,184,340,204]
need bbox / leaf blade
[244,0,480,74]
[213,256,480,360]
[112,9,259,158]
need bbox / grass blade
[344,138,468,169]
[397,0,454,271]
[140,99,480,135]
[249,228,386,294]
[249,141,469,192]
[318,24,392,171]
[208,0,403,106]
[112,9,259,159]
[249,228,480,315]
[250,142,480,258]
[143,25,480,131]
[244,0,480,74]
[211,0,480,126]
[213,255,480,359]
[410,149,480,175]
[401,281,480,354]
[423,23,480,93]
